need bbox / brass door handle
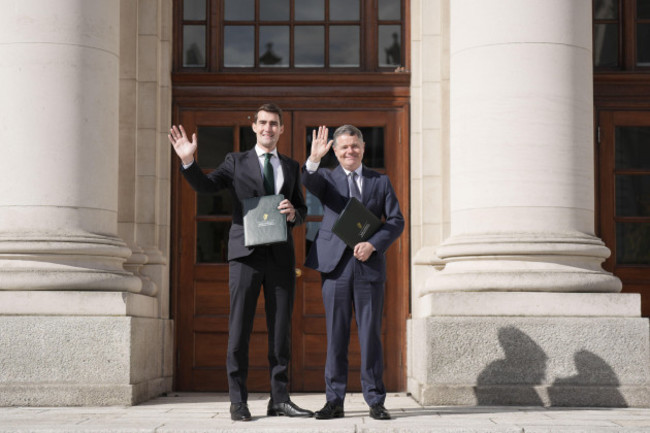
[295,268,303,278]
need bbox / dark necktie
[263,153,275,195]
[348,171,361,201]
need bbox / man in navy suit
[302,125,404,420]
[169,104,312,421]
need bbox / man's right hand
[309,126,333,164]
[169,125,197,166]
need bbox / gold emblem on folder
[264,213,269,220]
[356,222,362,229]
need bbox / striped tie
[348,172,361,201]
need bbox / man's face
[333,134,365,172]
[252,110,284,151]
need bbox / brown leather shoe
[369,403,391,420]
[230,402,251,421]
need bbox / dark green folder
[332,197,382,248]
[242,194,287,247]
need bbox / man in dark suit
[302,125,404,420]
[168,103,312,421]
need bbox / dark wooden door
[173,108,409,392]
[598,110,650,314]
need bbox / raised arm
[168,124,197,166]
[308,126,333,164]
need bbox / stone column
[427,0,619,294]
[0,0,170,406]
[0,0,140,293]
[409,0,650,407]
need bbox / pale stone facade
[0,0,173,405]
[408,0,650,406]
[0,0,648,407]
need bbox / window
[177,0,405,71]
[593,0,650,70]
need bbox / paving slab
[2,393,650,433]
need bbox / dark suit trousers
[226,246,295,404]
[322,249,386,407]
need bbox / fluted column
[426,0,620,293]
[0,0,140,292]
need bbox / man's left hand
[278,199,296,222]
[354,242,375,262]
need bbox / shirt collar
[255,145,278,158]
[342,165,363,177]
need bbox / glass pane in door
[196,221,230,263]
[615,127,650,169]
[616,175,650,217]
[616,223,650,264]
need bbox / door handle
[295,268,303,278]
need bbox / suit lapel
[278,153,291,197]
[333,165,349,198]
[360,166,374,205]
[244,149,265,195]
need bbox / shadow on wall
[474,326,627,407]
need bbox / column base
[407,294,650,407]
[0,233,142,292]
[427,232,622,293]
[0,314,173,406]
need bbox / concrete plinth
[408,293,650,407]
[0,312,173,406]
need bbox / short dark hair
[254,103,284,125]
[333,124,364,147]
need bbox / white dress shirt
[255,145,284,194]
[305,159,363,195]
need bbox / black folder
[242,194,287,247]
[332,197,382,248]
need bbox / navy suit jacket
[181,148,307,261]
[302,164,404,281]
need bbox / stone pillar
[409,0,650,407]
[0,0,139,292]
[429,0,619,293]
[0,0,171,406]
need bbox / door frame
[597,109,650,314]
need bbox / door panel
[174,108,409,392]
[598,110,650,315]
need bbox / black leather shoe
[267,399,314,417]
[369,403,391,420]
[230,402,251,421]
[315,401,344,419]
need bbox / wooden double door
[173,108,409,393]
